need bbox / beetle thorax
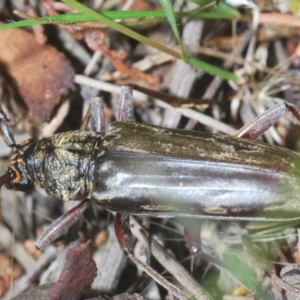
[22,130,101,201]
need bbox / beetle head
[3,139,35,192]
[0,107,35,192]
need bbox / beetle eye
[7,168,16,181]
[6,163,34,192]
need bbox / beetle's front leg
[36,200,89,250]
[88,97,106,134]
[117,86,134,122]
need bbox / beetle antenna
[0,106,16,149]
[0,174,9,189]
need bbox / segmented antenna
[0,88,11,187]
[0,105,16,149]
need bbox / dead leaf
[10,283,144,300]
[0,28,74,123]
[44,240,97,300]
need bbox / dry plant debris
[1,0,300,300]
[23,239,41,260]
[0,28,74,123]
[44,240,97,300]
[0,254,23,297]
[11,284,145,300]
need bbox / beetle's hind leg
[234,102,300,140]
[184,223,201,256]
[114,213,190,300]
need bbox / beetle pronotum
[1,87,300,299]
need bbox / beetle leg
[0,106,16,148]
[184,225,201,256]
[35,200,89,250]
[234,102,300,140]
[88,97,106,134]
[114,213,134,255]
[117,86,134,122]
[114,213,190,300]
[114,213,150,262]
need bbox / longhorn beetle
[1,87,300,299]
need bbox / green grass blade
[196,1,240,19]
[159,0,186,61]
[62,0,238,81]
[61,0,182,58]
[187,57,237,81]
[0,3,239,30]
